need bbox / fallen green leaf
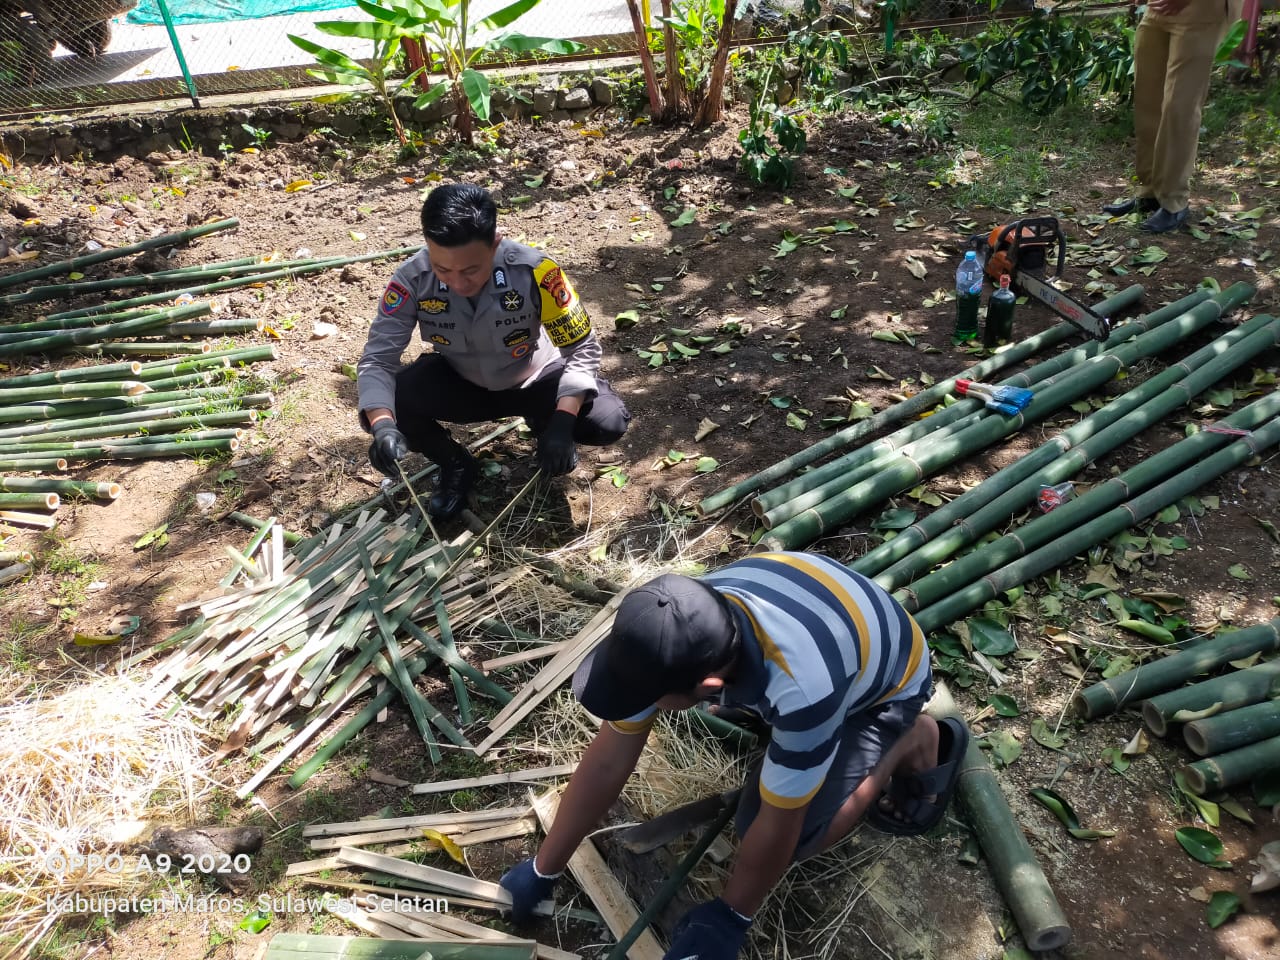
[989,693,1020,717]
[1206,891,1241,928]
[984,729,1022,767]
[1176,826,1227,865]
[671,207,697,227]
[133,523,169,551]
[1030,718,1067,751]
[967,617,1017,656]
[1029,787,1116,840]
[1176,771,1220,827]
[1227,564,1252,580]
[694,456,719,474]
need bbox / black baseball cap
[571,574,739,721]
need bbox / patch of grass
[933,92,1130,210]
[0,614,52,672]
[42,540,101,622]
[1202,78,1280,164]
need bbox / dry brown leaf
[694,417,720,442]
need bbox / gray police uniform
[357,239,629,464]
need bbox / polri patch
[510,342,532,359]
[381,281,410,313]
[502,290,525,312]
[430,334,451,346]
[503,328,531,347]
[419,297,448,314]
[538,264,573,309]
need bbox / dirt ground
[2,89,1279,960]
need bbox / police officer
[357,184,630,518]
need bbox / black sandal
[864,717,970,836]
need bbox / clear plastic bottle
[983,273,1016,348]
[954,250,983,342]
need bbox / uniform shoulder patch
[381,280,411,314]
[533,258,593,347]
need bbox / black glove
[663,898,753,960]
[368,419,408,477]
[536,409,578,476]
[499,856,560,925]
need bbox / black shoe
[1141,206,1189,233]
[428,454,477,520]
[1102,196,1159,216]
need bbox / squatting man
[500,551,970,960]
[357,183,630,518]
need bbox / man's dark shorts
[734,687,931,861]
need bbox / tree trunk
[692,0,740,127]
[624,0,666,120]
[660,0,683,120]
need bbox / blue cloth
[664,899,752,960]
[128,0,355,26]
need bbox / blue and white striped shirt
[612,552,930,809]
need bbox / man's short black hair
[421,183,498,247]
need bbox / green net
[128,0,356,25]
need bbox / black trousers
[393,354,631,464]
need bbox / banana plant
[325,0,584,143]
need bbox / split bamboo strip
[912,415,1280,634]
[0,510,57,528]
[411,763,577,796]
[857,308,1280,585]
[895,378,1280,614]
[0,218,239,290]
[1142,660,1280,737]
[696,285,1150,514]
[481,644,566,673]
[1184,734,1280,795]
[530,789,666,960]
[268,930,539,960]
[366,897,575,960]
[47,245,421,320]
[227,511,302,546]
[1184,700,1280,756]
[310,816,538,853]
[0,360,141,387]
[336,847,516,904]
[304,806,531,839]
[926,683,1071,950]
[1073,618,1280,719]
[760,286,1255,551]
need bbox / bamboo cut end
[98,483,122,500]
[1183,722,1210,757]
[1141,700,1168,738]
[1182,765,1209,796]
[43,493,59,509]
[122,381,153,397]
[1026,925,1073,952]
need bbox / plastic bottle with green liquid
[983,273,1016,348]
[953,250,983,342]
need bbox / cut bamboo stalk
[0,562,31,585]
[0,550,34,564]
[1142,661,1280,737]
[0,303,211,358]
[530,789,665,960]
[72,341,214,357]
[481,645,568,673]
[926,682,1071,951]
[1074,618,1280,719]
[367,896,575,960]
[0,478,120,499]
[0,379,152,403]
[1183,734,1280,795]
[0,360,142,387]
[302,879,517,915]
[0,458,67,472]
[0,492,58,509]
[1184,700,1280,757]
[411,764,577,796]
[150,318,265,337]
[0,218,239,290]
[304,806,530,839]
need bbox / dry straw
[0,668,213,958]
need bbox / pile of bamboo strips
[1074,617,1280,798]
[141,509,523,796]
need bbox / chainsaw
[970,216,1111,341]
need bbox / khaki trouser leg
[1150,20,1221,212]
[1132,19,1170,202]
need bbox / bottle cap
[964,250,977,260]
[999,274,1011,287]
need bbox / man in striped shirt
[500,552,967,960]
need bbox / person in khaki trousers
[1103,0,1243,232]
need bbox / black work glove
[536,409,578,476]
[368,419,408,477]
[663,898,753,960]
[499,856,560,925]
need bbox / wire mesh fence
[0,0,638,118]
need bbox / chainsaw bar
[1015,270,1111,341]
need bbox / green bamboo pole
[19,428,242,452]
[0,477,120,499]
[605,803,738,960]
[1073,618,1280,719]
[1183,734,1280,795]
[148,318,264,338]
[287,652,434,789]
[0,255,276,306]
[927,682,1072,951]
[135,346,277,379]
[0,550,34,564]
[760,289,1252,552]
[0,301,212,338]
[71,342,214,358]
[47,246,422,321]
[854,306,1278,582]
[133,372,217,394]
[0,383,257,426]
[893,322,1280,611]
[226,511,302,545]
[0,304,212,358]
[697,285,1149,515]
[0,458,65,472]
[1184,700,1280,757]
[44,437,238,463]
[0,219,238,291]
[0,492,58,509]
[0,410,254,448]
[912,415,1280,635]
[0,393,263,441]
[0,361,142,388]
[1142,661,1280,737]
[0,380,152,403]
